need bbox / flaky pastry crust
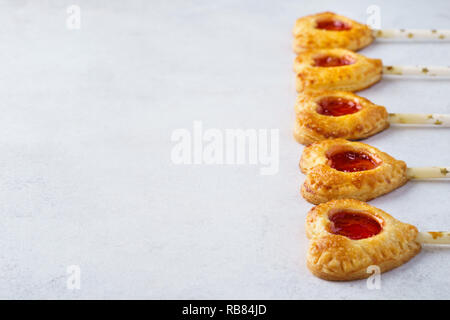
[306,199,421,281]
[294,48,382,92]
[294,90,389,145]
[293,12,374,53]
[300,139,408,204]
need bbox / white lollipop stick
[373,29,450,40]
[417,232,450,244]
[388,113,450,126]
[406,167,450,179]
[382,65,450,77]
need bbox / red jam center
[329,211,381,240]
[328,151,379,172]
[316,19,351,31]
[316,97,362,116]
[313,55,355,67]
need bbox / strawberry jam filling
[316,19,351,31]
[329,211,382,240]
[313,55,355,67]
[328,151,379,172]
[316,97,361,116]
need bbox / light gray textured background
[1,0,449,299]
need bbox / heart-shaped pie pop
[293,12,450,53]
[294,48,450,92]
[300,139,408,204]
[306,199,421,281]
[300,139,450,204]
[294,90,389,145]
[294,48,382,92]
[293,12,374,53]
[294,90,450,145]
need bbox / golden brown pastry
[294,48,382,92]
[294,90,389,145]
[306,199,421,281]
[300,139,408,204]
[293,12,374,53]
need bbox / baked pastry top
[294,48,383,92]
[294,90,389,145]
[300,139,408,204]
[293,12,374,53]
[306,199,421,281]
